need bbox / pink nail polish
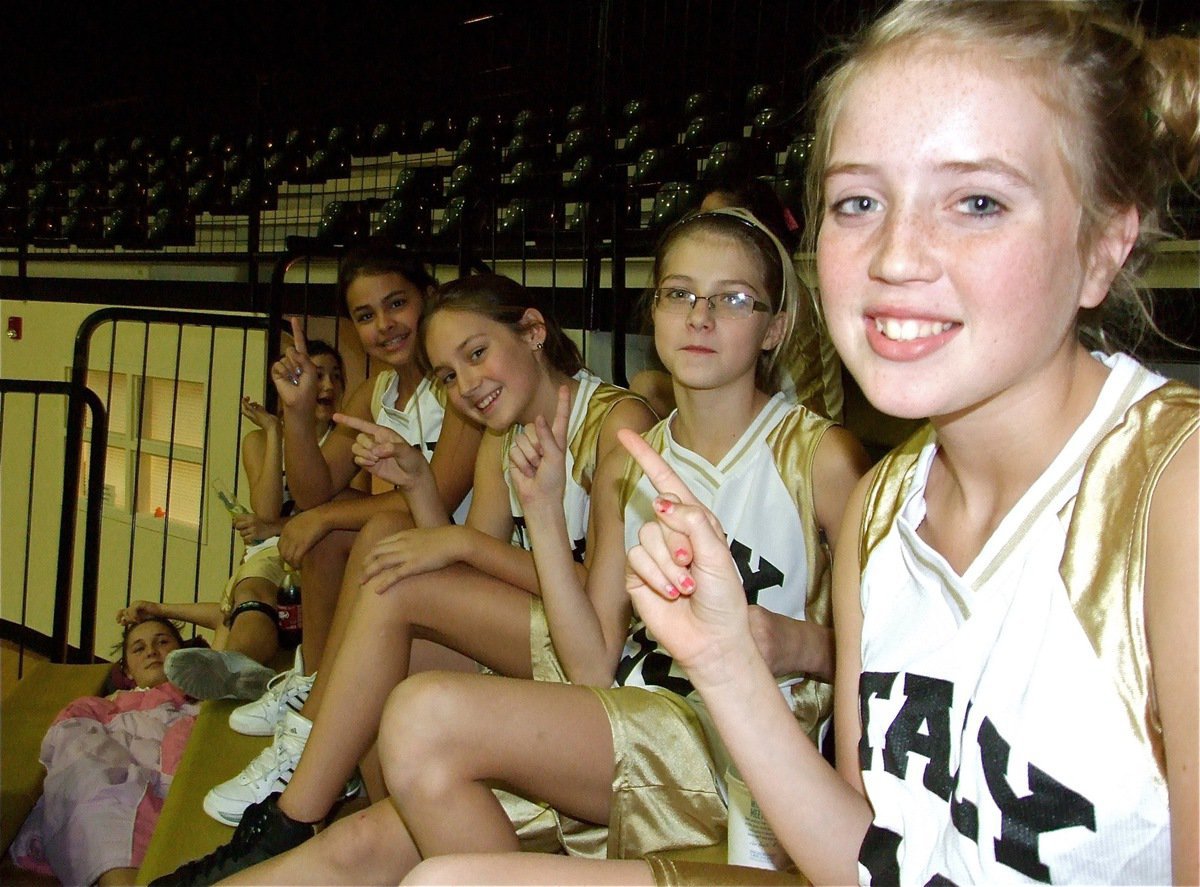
[680,576,695,592]
[674,548,688,561]
[665,585,679,599]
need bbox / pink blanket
[9,683,198,886]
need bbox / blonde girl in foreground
[404,0,1199,884]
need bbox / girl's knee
[310,803,403,874]
[379,673,476,791]
[305,528,355,568]
[230,577,278,606]
[358,509,414,547]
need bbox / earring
[534,342,544,350]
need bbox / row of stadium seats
[0,84,816,254]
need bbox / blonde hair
[802,0,1199,353]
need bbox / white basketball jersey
[616,393,833,706]
[856,354,1173,885]
[371,370,471,525]
[502,369,641,559]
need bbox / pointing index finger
[552,384,570,448]
[289,315,308,355]
[333,412,382,436]
[617,428,702,506]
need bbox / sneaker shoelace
[242,715,309,784]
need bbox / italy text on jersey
[858,669,1096,884]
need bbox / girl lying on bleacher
[9,617,197,887]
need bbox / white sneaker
[204,709,312,825]
[165,648,276,701]
[228,655,314,737]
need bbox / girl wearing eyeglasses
[213,207,869,885]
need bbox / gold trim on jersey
[618,395,798,509]
[501,378,649,495]
[619,398,838,736]
[1059,380,1197,780]
[860,379,1198,782]
[765,405,837,734]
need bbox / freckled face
[425,309,543,430]
[123,621,181,689]
[345,272,425,368]
[816,48,1107,422]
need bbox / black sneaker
[149,793,315,885]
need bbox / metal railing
[0,380,107,673]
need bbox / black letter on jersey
[614,625,695,697]
[979,717,1096,883]
[949,700,978,842]
[858,671,898,770]
[729,539,783,605]
[858,824,902,885]
[882,674,954,800]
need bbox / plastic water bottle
[277,569,303,649]
[210,476,250,516]
[725,765,796,871]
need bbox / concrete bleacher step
[137,697,272,883]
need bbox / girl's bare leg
[222,799,419,886]
[224,576,280,664]
[404,854,655,886]
[381,671,616,858]
[300,510,414,714]
[296,528,356,672]
[277,560,535,824]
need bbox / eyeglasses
[653,286,771,319]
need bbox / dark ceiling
[2,1,1195,145]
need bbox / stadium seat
[744,82,776,118]
[115,175,150,204]
[26,208,62,241]
[316,201,370,246]
[634,145,690,187]
[229,176,277,213]
[308,146,349,182]
[683,91,714,119]
[103,207,146,247]
[701,140,773,183]
[564,155,600,197]
[445,163,489,199]
[504,158,555,199]
[564,102,596,131]
[186,178,218,214]
[561,127,604,164]
[681,114,729,151]
[146,207,195,248]
[372,196,432,244]
[69,181,106,210]
[649,181,700,232]
[783,134,815,179]
[453,137,496,169]
[753,107,795,155]
[495,198,553,242]
[63,208,104,247]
